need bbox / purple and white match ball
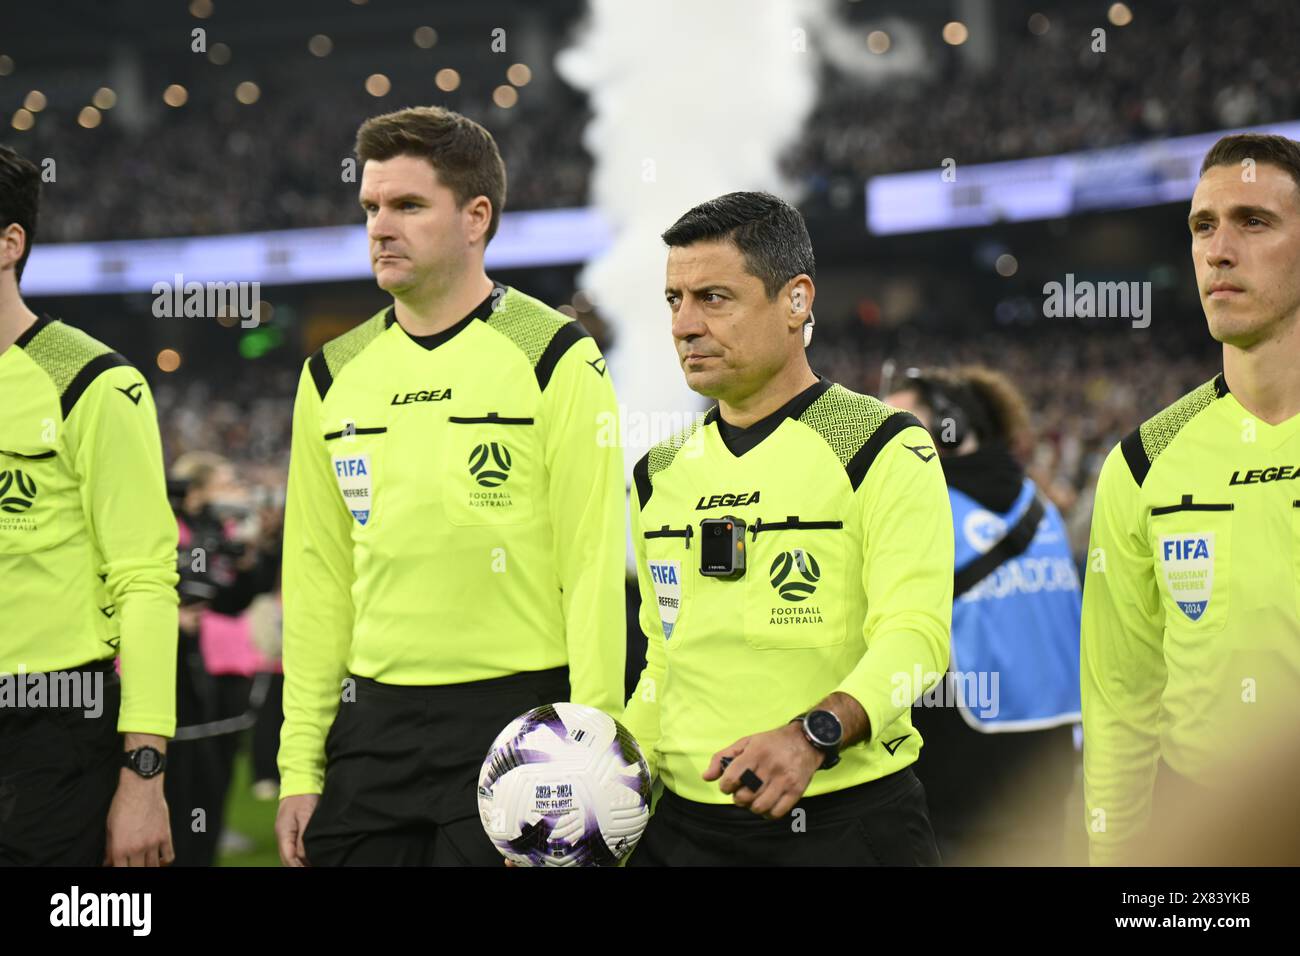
[477,702,652,867]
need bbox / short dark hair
[0,144,41,284]
[355,106,507,245]
[1200,133,1300,193]
[661,191,815,299]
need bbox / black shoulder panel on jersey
[483,289,595,392]
[17,316,134,419]
[311,311,388,400]
[636,416,708,510]
[535,321,590,391]
[1120,427,1150,488]
[309,350,333,401]
[795,383,925,492]
[633,452,653,512]
[845,411,924,491]
[1119,374,1226,488]
[62,352,132,419]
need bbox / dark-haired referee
[276,107,625,866]
[1083,132,1300,865]
[622,192,953,865]
[0,145,179,866]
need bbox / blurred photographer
[885,365,1081,866]
[167,452,280,865]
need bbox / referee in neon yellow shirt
[1082,133,1300,865]
[274,108,625,866]
[0,145,178,866]
[622,192,953,865]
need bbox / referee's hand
[104,772,175,867]
[703,724,823,821]
[276,794,319,867]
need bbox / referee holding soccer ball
[622,192,954,865]
[275,107,626,866]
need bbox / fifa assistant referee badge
[793,711,842,770]
[123,747,167,779]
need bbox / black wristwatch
[122,746,167,779]
[793,710,843,770]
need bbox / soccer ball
[478,702,652,866]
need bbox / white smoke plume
[557,0,830,478]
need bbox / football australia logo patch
[332,453,372,525]
[0,469,37,513]
[768,548,824,625]
[469,442,512,487]
[1159,532,1214,621]
[770,548,820,601]
[466,442,516,511]
[0,469,38,532]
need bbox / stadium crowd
[3,0,1297,241]
[794,0,1300,194]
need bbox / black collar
[386,281,506,351]
[708,375,832,457]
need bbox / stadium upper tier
[1,0,1296,243]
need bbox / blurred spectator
[887,366,1081,866]
[167,451,281,866]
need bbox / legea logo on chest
[695,490,760,510]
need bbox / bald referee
[622,192,953,865]
[0,145,178,866]
[1082,132,1300,865]
[275,108,625,866]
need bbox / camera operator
[885,365,1082,866]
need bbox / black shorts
[303,666,570,867]
[627,768,941,866]
[0,660,121,866]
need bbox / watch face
[135,748,161,775]
[807,711,841,746]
